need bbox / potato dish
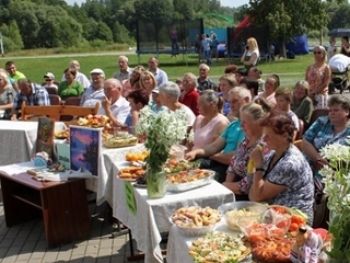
[225,208,261,231]
[118,166,145,180]
[171,206,221,228]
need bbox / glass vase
[146,170,166,199]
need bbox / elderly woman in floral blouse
[223,100,271,200]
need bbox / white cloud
[219,0,249,8]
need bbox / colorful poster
[69,126,101,176]
[35,117,55,160]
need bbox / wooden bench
[21,102,100,121]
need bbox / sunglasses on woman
[313,51,322,55]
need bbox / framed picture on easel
[69,126,102,176]
[35,117,55,161]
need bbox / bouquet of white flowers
[136,106,188,198]
[319,142,350,262]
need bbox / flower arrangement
[136,106,188,198]
[319,142,350,262]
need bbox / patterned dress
[227,137,266,194]
[262,144,314,224]
[306,64,329,109]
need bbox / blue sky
[65,0,249,8]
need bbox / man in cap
[42,72,58,91]
[80,68,106,107]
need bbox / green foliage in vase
[319,142,350,262]
[135,106,188,173]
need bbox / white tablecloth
[166,220,253,263]
[113,171,235,263]
[0,121,66,166]
[94,145,144,206]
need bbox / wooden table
[0,172,90,248]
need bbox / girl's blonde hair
[140,70,157,91]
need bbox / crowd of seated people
[2,48,350,226]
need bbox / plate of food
[218,201,267,231]
[103,135,138,148]
[54,129,69,139]
[170,206,221,236]
[163,159,200,174]
[78,114,109,127]
[166,169,215,192]
[189,232,251,262]
[118,166,146,181]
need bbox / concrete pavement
[0,192,147,263]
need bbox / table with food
[112,152,235,263]
[166,202,331,263]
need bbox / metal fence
[136,19,204,55]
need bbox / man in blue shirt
[11,79,50,120]
[148,57,168,86]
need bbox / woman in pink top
[122,66,144,97]
[190,90,230,150]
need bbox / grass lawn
[0,53,314,88]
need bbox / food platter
[166,169,215,192]
[117,162,146,181]
[77,114,109,127]
[103,135,138,148]
[189,232,252,262]
[171,206,221,237]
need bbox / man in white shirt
[148,57,168,86]
[80,68,106,106]
[100,78,130,126]
[61,60,91,89]
[113,56,132,82]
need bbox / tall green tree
[247,0,345,57]
[328,4,350,29]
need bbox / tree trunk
[279,39,287,58]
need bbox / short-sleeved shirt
[151,68,168,86]
[13,84,50,110]
[58,80,84,101]
[303,116,350,167]
[197,78,217,92]
[98,96,130,124]
[262,145,314,224]
[11,71,26,81]
[61,72,91,89]
[113,68,132,82]
[80,87,105,106]
[220,119,245,154]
